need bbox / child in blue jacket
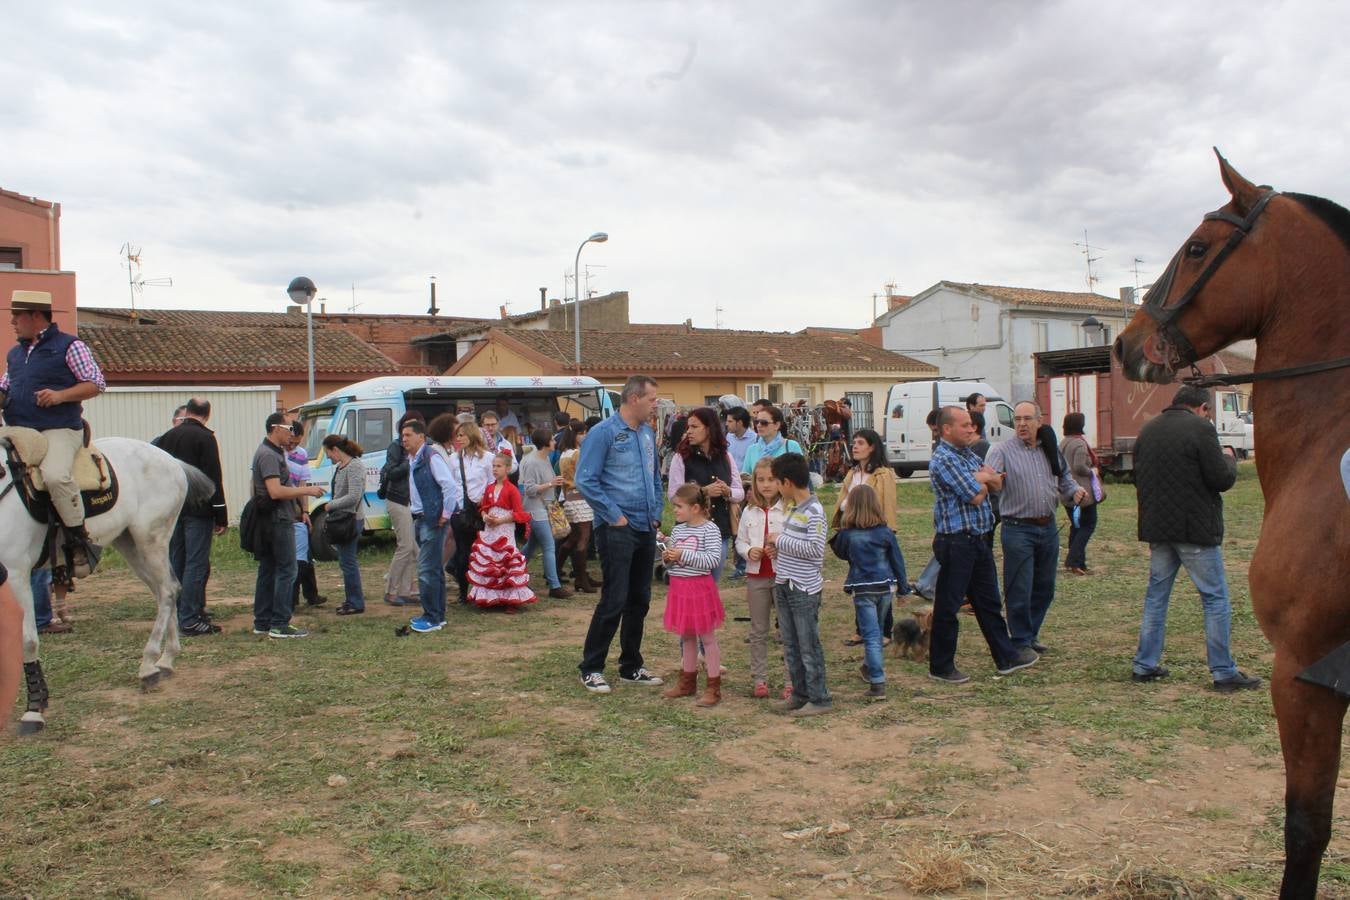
[830,484,911,701]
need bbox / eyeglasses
[754,419,773,427]
[1012,416,1038,423]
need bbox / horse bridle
[1141,188,1350,388]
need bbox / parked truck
[1033,347,1247,476]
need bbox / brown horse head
[1115,150,1283,383]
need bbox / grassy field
[2,462,1346,897]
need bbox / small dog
[892,604,933,661]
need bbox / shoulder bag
[456,452,485,533]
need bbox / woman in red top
[467,454,536,609]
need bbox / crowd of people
[0,290,1268,716]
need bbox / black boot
[63,526,102,580]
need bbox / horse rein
[1140,189,1350,388]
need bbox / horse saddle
[0,425,118,520]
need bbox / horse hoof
[17,712,45,736]
[156,666,175,679]
[140,671,161,692]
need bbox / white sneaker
[581,672,611,694]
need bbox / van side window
[340,410,356,438]
[997,405,1014,428]
[891,404,904,419]
[358,409,393,451]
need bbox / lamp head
[588,232,608,244]
[287,276,317,305]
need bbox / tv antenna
[348,282,360,313]
[715,301,725,329]
[119,242,173,319]
[1074,231,1104,292]
[584,263,607,299]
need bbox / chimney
[539,287,548,310]
[549,298,560,308]
[499,304,509,319]
[427,276,438,317]
[286,305,301,315]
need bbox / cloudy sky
[6,1,1347,330]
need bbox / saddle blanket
[0,426,113,492]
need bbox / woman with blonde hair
[440,417,495,602]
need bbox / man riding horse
[0,290,105,584]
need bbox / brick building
[0,187,77,346]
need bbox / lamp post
[1081,315,1105,347]
[573,232,608,371]
[288,276,318,400]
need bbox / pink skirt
[663,574,725,636]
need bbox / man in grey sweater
[519,429,574,599]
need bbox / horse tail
[179,462,217,509]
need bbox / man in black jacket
[1131,384,1260,692]
[156,396,228,635]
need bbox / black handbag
[456,451,485,533]
[324,509,359,544]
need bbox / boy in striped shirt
[766,453,832,716]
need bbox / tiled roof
[82,306,487,330]
[79,323,402,375]
[1217,350,1254,376]
[488,328,937,375]
[952,283,1126,313]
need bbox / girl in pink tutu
[660,483,726,707]
[467,454,536,611]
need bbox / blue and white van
[291,375,613,559]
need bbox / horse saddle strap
[1296,642,1350,698]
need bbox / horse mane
[1287,192,1350,252]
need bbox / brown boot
[572,552,598,593]
[695,676,722,708]
[662,670,698,699]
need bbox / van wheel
[895,466,914,479]
[309,509,338,562]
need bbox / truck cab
[882,379,1014,477]
[292,375,613,559]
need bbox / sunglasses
[754,419,773,427]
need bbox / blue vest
[411,447,443,518]
[4,325,83,431]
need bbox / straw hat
[9,290,53,312]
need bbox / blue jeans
[253,515,298,631]
[915,554,939,599]
[1000,520,1060,648]
[853,592,891,684]
[1065,503,1097,570]
[170,513,215,627]
[416,516,449,624]
[335,534,365,611]
[710,536,732,581]
[931,532,1019,674]
[522,515,562,589]
[32,569,53,628]
[774,583,831,705]
[1133,542,1238,679]
[580,523,656,677]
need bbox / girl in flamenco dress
[467,454,537,611]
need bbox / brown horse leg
[1272,656,1350,899]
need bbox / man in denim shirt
[576,374,666,693]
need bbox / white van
[291,375,613,559]
[882,380,1015,477]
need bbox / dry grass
[894,842,982,893]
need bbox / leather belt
[1004,515,1052,527]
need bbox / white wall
[83,386,279,525]
[879,286,1126,401]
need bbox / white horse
[0,434,216,734]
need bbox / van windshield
[299,408,336,459]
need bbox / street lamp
[1081,315,1105,347]
[288,276,318,400]
[573,232,608,370]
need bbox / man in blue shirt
[576,374,666,693]
[928,405,1036,684]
